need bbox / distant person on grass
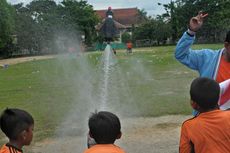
[84,111,125,153]
[175,11,230,112]
[0,108,34,153]
[126,41,133,54]
[179,77,230,153]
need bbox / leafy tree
[14,3,37,54]
[154,17,172,44]
[26,0,60,53]
[161,0,230,43]
[13,1,60,54]
[133,17,171,45]
[137,9,148,23]
[61,0,99,45]
[13,0,99,55]
[197,0,230,42]
[121,32,132,43]
[133,19,155,41]
[159,1,184,43]
[0,0,15,57]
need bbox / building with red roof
[96,7,140,28]
[95,8,141,44]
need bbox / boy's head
[225,31,230,59]
[88,111,121,144]
[0,108,34,145]
[225,31,230,43]
[190,77,220,111]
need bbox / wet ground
[31,115,191,153]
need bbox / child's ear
[224,42,229,49]
[89,131,93,138]
[116,132,122,139]
[190,100,199,110]
[20,130,27,140]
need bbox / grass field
[0,44,223,143]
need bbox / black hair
[190,77,220,110]
[225,31,230,43]
[88,111,121,144]
[0,108,34,140]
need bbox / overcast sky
[7,0,171,16]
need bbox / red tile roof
[95,8,139,27]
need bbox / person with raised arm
[175,12,230,113]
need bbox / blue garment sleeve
[175,32,206,72]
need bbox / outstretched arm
[175,12,208,70]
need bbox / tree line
[132,0,230,45]
[0,0,230,58]
[0,0,99,58]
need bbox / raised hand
[189,11,208,32]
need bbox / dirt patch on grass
[30,115,191,153]
[0,55,55,66]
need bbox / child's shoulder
[0,144,22,153]
[0,144,9,153]
[111,144,125,153]
[220,110,230,117]
[181,116,197,127]
[84,144,125,153]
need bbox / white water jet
[100,44,116,110]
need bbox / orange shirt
[126,42,132,49]
[179,110,230,153]
[216,56,230,83]
[0,144,23,153]
[83,144,125,153]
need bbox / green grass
[0,44,223,143]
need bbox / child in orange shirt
[126,41,133,54]
[84,111,125,153]
[179,77,230,153]
[0,108,34,153]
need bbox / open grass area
[0,44,223,142]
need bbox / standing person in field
[175,11,230,111]
[84,111,125,153]
[126,41,133,54]
[0,108,34,153]
[179,77,230,153]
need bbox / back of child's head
[88,111,121,144]
[0,108,34,140]
[225,31,230,43]
[190,77,220,110]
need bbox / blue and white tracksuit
[175,31,224,115]
[175,31,224,79]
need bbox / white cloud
[7,0,171,16]
[7,0,26,4]
[87,0,171,15]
